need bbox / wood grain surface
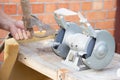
[18,39,120,80]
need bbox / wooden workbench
[1,37,120,80]
[16,38,120,80]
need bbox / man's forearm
[0,10,15,31]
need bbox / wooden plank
[18,39,60,80]
[9,60,51,80]
[18,39,74,80]
[0,38,19,80]
[18,39,120,80]
[0,37,53,80]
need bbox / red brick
[38,14,44,21]
[64,15,79,22]
[96,20,114,29]
[10,0,20,3]
[45,3,57,13]
[107,10,116,19]
[32,4,44,14]
[10,0,37,3]
[0,4,2,10]
[65,0,81,3]
[0,29,9,38]
[69,2,80,11]
[33,25,39,31]
[37,0,58,2]
[89,21,96,28]
[82,2,92,11]
[42,14,56,24]
[51,24,59,30]
[8,0,36,3]
[0,0,9,3]
[86,11,106,21]
[104,1,114,10]
[58,2,69,8]
[30,0,37,2]
[11,15,22,20]
[108,29,115,36]
[4,4,17,15]
[113,0,117,8]
[93,1,103,10]
[18,5,22,14]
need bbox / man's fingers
[14,32,19,40]
[18,29,29,40]
[22,30,28,39]
[14,29,29,40]
[10,26,31,40]
[17,29,24,40]
[9,20,31,40]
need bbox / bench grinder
[52,8,115,70]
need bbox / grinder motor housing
[52,8,115,70]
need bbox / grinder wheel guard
[52,8,115,70]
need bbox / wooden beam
[0,38,19,80]
[0,33,12,53]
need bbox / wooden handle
[20,0,33,36]
[21,0,31,16]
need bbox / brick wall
[0,0,118,53]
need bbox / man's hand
[9,20,31,40]
[0,10,31,40]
